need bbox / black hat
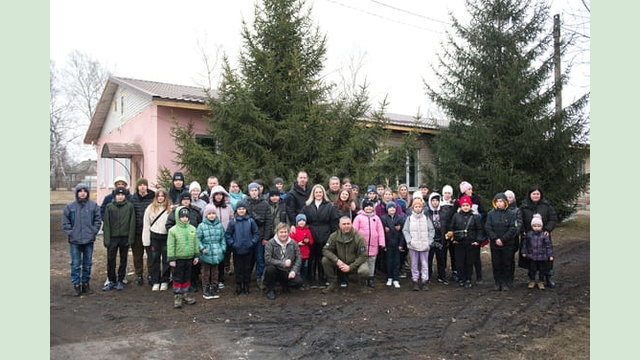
[268,187,280,197]
[273,177,284,185]
[178,207,190,218]
[362,199,374,208]
[180,191,191,200]
[173,172,184,181]
[114,187,129,196]
[236,201,249,210]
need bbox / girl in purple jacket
[521,214,554,290]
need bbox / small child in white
[521,214,554,290]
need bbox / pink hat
[459,195,473,206]
[459,181,473,194]
[531,214,543,227]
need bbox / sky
[50,0,590,160]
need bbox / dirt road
[50,204,589,359]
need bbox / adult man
[286,171,311,224]
[130,178,155,286]
[199,176,219,204]
[100,176,131,218]
[62,183,102,296]
[168,172,187,205]
[263,223,303,300]
[321,216,369,294]
[327,176,341,203]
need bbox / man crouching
[321,216,369,294]
[264,223,303,300]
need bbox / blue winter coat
[225,215,259,255]
[62,183,102,245]
[197,217,227,265]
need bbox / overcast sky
[50,0,589,160]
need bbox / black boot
[81,282,93,294]
[367,277,375,288]
[73,284,82,297]
[235,283,243,295]
[545,275,556,288]
[244,282,251,294]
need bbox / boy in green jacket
[168,206,200,308]
[102,187,136,291]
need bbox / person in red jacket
[288,213,314,290]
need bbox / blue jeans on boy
[70,242,94,284]
[254,240,265,278]
[300,258,309,283]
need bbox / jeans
[254,240,265,278]
[69,242,94,284]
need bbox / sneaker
[537,282,546,290]
[464,281,472,289]
[393,280,400,288]
[135,275,144,286]
[322,282,339,294]
[121,278,129,285]
[412,282,420,291]
[218,282,225,289]
[475,279,484,285]
[183,292,197,305]
[160,283,169,291]
[211,287,221,299]
[73,284,82,297]
[102,282,114,291]
[113,281,125,291]
[502,284,510,291]
[174,294,183,309]
[147,275,153,286]
[301,283,310,291]
[152,283,160,291]
[340,281,348,288]
[527,281,536,289]
[266,289,276,300]
[422,282,430,291]
[399,272,407,279]
[386,278,393,286]
[440,278,449,285]
[81,282,93,294]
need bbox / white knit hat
[189,181,201,192]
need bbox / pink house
[84,77,211,202]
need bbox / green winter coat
[103,199,136,247]
[168,206,199,261]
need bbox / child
[289,213,314,290]
[197,204,227,300]
[402,198,434,291]
[225,201,259,295]
[352,199,385,287]
[426,193,453,285]
[484,193,519,291]
[168,206,200,308]
[102,187,136,291]
[445,195,484,289]
[381,202,406,288]
[521,214,554,290]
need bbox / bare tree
[50,60,76,189]
[63,50,112,125]
[194,35,224,97]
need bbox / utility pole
[553,14,562,116]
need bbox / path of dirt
[50,204,589,359]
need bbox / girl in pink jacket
[352,199,385,287]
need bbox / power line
[323,0,444,34]
[368,0,451,26]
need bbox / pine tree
[426,0,589,219]
[172,0,386,188]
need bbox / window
[196,134,220,154]
[406,150,419,188]
[120,96,124,115]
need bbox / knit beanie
[459,195,473,206]
[366,185,377,194]
[189,181,201,192]
[113,175,128,187]
[531,214,544,227]
[273,177,284,185]
[172,172,184,181]
[362,199,374,209]
[295,213,307,223]
[180,191,191,200]
[248,182,260,192]
[114,186,128,196]
[386,201,397,209]
[459,181,473,194]
[236,201,249,210]
[203,204,217,217]
[442,185,453,195]
[178,207,190,218]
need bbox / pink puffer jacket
[352,210,385,256]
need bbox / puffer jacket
[225,215,259,255]
[522,230,554,261]
[167,206,199,261]
[62,183,102,245]
[381,213,406,249]
[165,204,202,230]
[208,185,234,231]
[402,213,434,252]
[352,210,385,256]
[303,200,339,245]
[245,196,274,241]
[448,210,484,244]
[485,193,519,247]
[197,216,227,265]
[322,228,368,269]
[264,237,302,273]
[520,189,558,234]
[289,225,314,259]
[103,198,136,247]
[130,189,155,235]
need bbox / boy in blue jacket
[225,201,259,295]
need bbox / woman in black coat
[519,186,558,287]
[303,184,339,288]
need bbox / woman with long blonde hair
[142,188,172,291]
[303,184,339,288]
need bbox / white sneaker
[393,280,400,288]
[218,283,225,289]
[160,283,169,291]
[152,283,160,291]
[386,278,393,286]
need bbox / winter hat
[180,190,191,200]
[366,185,377,194]
[236,200,249,210]
[113,175,129,187]
[459,181,473,194]
[203,204,217,217]
[442,185,453,195]
[189,181,201,192]
[136,178,148,187]
[178,207,191,218]
[273,177,284,185]
[248,182,260,192]
[114,186,128,196]
[295,213,307,223]
[268,187,280,197]
[352,184,359,191]
[362,199,374,208]
[531,214,544,227]
[172,172,184,181]
[386,201,397,210]
[492,192,509,208]
[459,195,473,206]
[411,197,425,207]
[504,190,516,203]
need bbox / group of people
[62,170,557,309]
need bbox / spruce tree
[426,0,589,219]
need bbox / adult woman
[303,184,339,288]
[228,180,246,211]
[395,184,412,212]
[334,188,357,221]
[519,186,558,288]
[142,188,172,291]
[376,188,405,218]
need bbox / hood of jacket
[174,206,191,227]
[74,183,90,202]
[492,192,510,209]
[209,185,231,203]
[428,192,441,211]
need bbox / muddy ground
[50,204,589,359]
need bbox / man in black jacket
[286,171,311,224]
[130,178,155,286]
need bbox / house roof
[84,76,211,144]
[101,142,144,158]
[68,159,97,174]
